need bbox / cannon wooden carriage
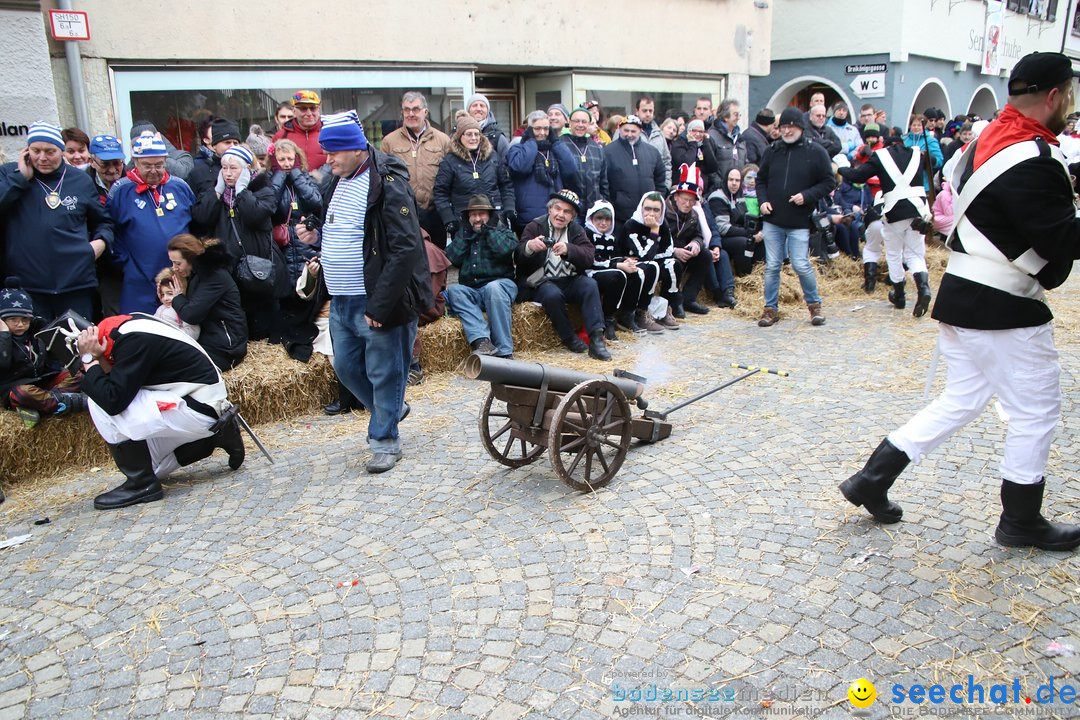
[464,355,671,491]
[465,355,789,491]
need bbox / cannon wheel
[548,379,632,492]
[479,387,544,468]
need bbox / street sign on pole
[849,73,886,99]
[49,10,91,41]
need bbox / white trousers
[90,389,215,478]
[862,220,883,263]
[880,218,928,282]
[888,323,1060,485]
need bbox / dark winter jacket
[269,168,322,284]
[81,317,223,416]
[191,171,278,269]
[170,241,248,370]
[505,136,577,223]
[560,134,609,216]
[516,217,594,294]
[933,136,1080,330]
[757,137,837,229]
[839,145,926,222]
[481,115,511,166]
[187,149,221,199]
[670,134,719,187]
[805,123,843,158]
[433,135,516,226]
[320,150,435,327]
[0,318,54,404]
[706,123,748,190]
[604,138,666,227]
[0,161,114,295]
[743,123,772,167]
[664,197,707,251]
[445,210,518,288]
[707,188,751,241]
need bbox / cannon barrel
[464,355,646,401]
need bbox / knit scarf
[533,139,560,188]
[126,168,171,205]
[973,104,1060,171]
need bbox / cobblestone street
[2,278,1079,720]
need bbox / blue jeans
[445,279,517,357]
[762,222,821,309]
[329,296,416,454]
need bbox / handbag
[230,219,276,297]
[271,191,293,247]
[34,310,92,373]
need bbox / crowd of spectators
[1,88,1014,429]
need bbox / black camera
[910,216,932,234]
[303,215,323,232]
[744,213,762,234]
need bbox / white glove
[235,168,252,194]
[215,171,226,198]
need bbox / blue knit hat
[221,145,254,166]
[0,285,33,319]
[319,111,368,151]
[27,121,64,150]
[131,132,168,158]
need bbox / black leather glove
[502,210,517,228]
[520,126,534,143]
[289,167,302,181]
[445,220,460,238]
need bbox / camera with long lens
[811,209,840,259]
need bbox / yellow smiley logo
[848,678,876,708]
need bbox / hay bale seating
[2,246,948,483]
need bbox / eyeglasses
[461,131,481,138]
[295,105,320,113]
[402,106,426,114]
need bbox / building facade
[751,0,1071,129]
[0,0,771,158]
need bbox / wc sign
[849,73,886,98]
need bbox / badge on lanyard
[411,150,417,158]
[472,172,479,179]
[45,192,61,209]
[632,159,638,166]
[291,201,299,210]
[581,156,587,163]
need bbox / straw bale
[417,303,567,373]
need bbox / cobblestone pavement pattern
[1,274,1079,720]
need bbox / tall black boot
[995,479,1080,551]
[888,279,906,309]
[174,437,216,467]
[325,380,357,415]
[863,262,878,293]
[912,271,932,318]
[95,440,163,510]
[838,438,908,523]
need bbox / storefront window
[130,86,460,153]
[579,90,710,122]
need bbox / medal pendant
[229,209,235,218]
[291,201,299,210]
[581,156,587,163]
[411,150,417,158]
[45,192,61,209]
[156,207,165,217]
[632,159,638,166]
[166,202,176,210]
[545,159,550,167]
[472,172,479,179]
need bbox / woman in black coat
[433,117,515,240]
[167,234,248,371]
[190,145,281,341]
[669,120,718,188]
[267,140,323,360]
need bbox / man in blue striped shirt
[298,111,433,473]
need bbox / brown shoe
[757,307,779,327]
[808,302,826,326]
[657,308,680,330]
[634,309,665,334]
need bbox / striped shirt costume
[320,112,371,297]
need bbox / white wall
[0,9,60,161]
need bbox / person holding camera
[707,167,762,282]
[517,189,611,360]
[839,127,935,317]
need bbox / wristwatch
[80,353,96,365]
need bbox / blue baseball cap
[89,134,126,161]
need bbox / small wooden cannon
[465,356,788,492]
[463,355,671,491]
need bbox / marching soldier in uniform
[840,52,1080,552]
